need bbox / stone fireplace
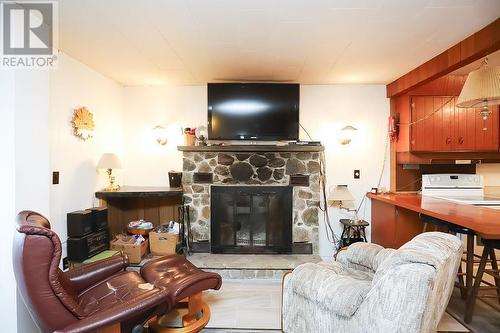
[180,146,323,254]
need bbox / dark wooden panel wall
[104,196,182,236]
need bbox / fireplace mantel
[178,145,324,153]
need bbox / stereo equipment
[67,210,92,237]
[67,230,109,262]
[89,207,108,231]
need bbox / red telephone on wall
[388,115,398,142]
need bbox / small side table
[339,218,369,249]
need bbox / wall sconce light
[339,125,358,145]
[152,125,168,145]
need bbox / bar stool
[420,214,475,299]
[465,239,500,323]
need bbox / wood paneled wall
[387,18,500,98]
[103,196,182,236]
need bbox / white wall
[0,70,18,333]
[300,85,390,257]
[123,86,206,185]
[49,53,124,241]
[15,70,51,216]
[122,84,390,259]
[4,69,51,333]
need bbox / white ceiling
[58,0,500,86]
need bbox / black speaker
[67,210,93,237]
[88,207,108,231]
[67,230,109,262]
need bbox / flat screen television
[208,83,299,141]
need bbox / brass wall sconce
[153,125,168,145]
[339,125,358,145]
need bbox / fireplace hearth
[211,186,292,254]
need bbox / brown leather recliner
[13,211,174,333]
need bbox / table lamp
[328,185,357,213]
[97,153,122,191]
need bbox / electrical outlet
[354,169,360,179]
[62,257,69,270]
[52,171,59,184]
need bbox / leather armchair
[13,211,174,333]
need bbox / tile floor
[199,279,469,332]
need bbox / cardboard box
[149,231,178,256]
[110,235,149,264]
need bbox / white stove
[422,174,500,209]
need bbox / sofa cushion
[372,248,397,271]
[287,262,372,317]
[336,242,385,272]
[373,232,463,286]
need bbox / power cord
[319,151,340,247]
[299,122,314,141]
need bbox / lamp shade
[328,185,354,207]
[457,65,500,108]
[97,153,122,169]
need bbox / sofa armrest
[54,286,173,333]
[64,254,129,293]
[336,242,385,272]
[284,263,371,317]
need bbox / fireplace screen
[210,186,292,254]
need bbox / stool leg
[339,226,347,250]
[465,244,490,323]
[489,249,500,302]
[182,292,203,326]
[457,263,466,299]
[465,234,475,299]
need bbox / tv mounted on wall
[207,83,299,141]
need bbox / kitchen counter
[368,192,500,240]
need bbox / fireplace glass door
[210,186,292,254]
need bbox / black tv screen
[208,83,299,140]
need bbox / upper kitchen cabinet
[410,95,499,152]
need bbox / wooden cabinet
[410,96,499,152]
[371,199,422,249]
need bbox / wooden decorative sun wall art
[71,107,95,141]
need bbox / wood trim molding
[386,18,500,98]
[397,151,500,164]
